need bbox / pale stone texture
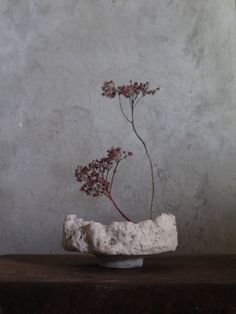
[62,214,178,255]
[0,0,235,254]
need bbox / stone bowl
[62,213,178,268]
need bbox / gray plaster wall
[0,0,235,254]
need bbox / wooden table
[0,254,235,314]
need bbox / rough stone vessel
[62,213,178,259]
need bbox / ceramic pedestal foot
[97,255,144,268]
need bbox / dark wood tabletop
[0,254,235,314]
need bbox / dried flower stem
[130,102,155,219]
[102,81,159,220]
[119,97,155,219]
[109,160,120,192]
[118,95,132,123]
[105,192,131,222]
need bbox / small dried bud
[102,81,117,98]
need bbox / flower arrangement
[75,81,159,222]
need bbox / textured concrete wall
[0,0,235,254]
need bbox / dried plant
[102,81,159,219]
[75,81,159,221]
[75,147,132,221]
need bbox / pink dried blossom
[75,147,133,221]
[102,80,159,101]
[101,81,117,98]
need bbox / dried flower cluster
[102,80,159,100]
[75,147,133,221]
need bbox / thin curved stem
[109,156,128,193]
[119,95,132,123]
[106,192,131,222]
[109,160,120,193]
[105,166,111,182]
[130,103,155,219]
[134,95,144,108]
